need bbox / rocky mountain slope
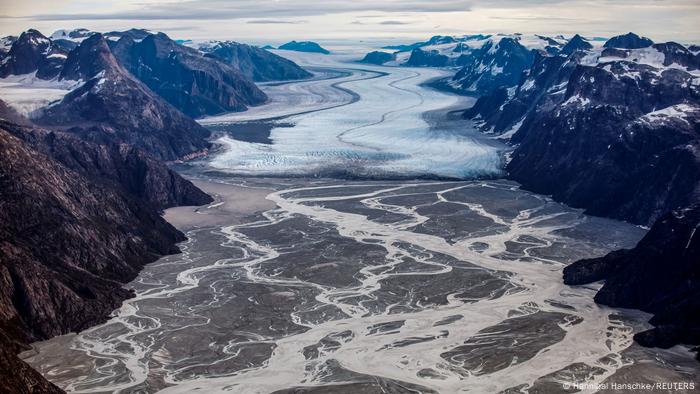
[466,33,700,225]
[0,118,211,392]
[0,123,186,341]
[0,327,62,394]
[564,204,700,356]
[405,48,450,67]
[0,35,16,56]
[6,119,211,209]
[0,28,226,392]
[111,32,267,117]
[38,33,212,160]
[197,41,312,82]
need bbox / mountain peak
[16,29,51,50]
[59,33,123,81]
[278,40,330,54]
[0,29,66,79]
[604,32,654,49]
[561,34,593,54]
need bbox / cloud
[246,19,307,24]
[22,0,474,21]
[489,15,581,22]
[379,20,411,25]
[8,0,700,23]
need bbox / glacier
[201,50,505,179]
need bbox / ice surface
[204,52,504,179]
[0,72,81,118]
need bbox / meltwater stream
[23,179,655,393]
[21,51,700,393]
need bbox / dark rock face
[564,204,700,356]
[37,33,211,161]
[406,48,449,67]
[560,34,593,55]
[0,330,62,394]
[604,32,654,49]
[5,121,212,210]
[507,62,700,226]
[0,123,199,390]
[360,51,396,65]
[452,37,535,95]
[111,33,267,118]
[0,35,17,57]
[200,41,311,82]
[465,35,700,226]
[653,42,700,70]
[0,29,67,79]
[278,41,330,54]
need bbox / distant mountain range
[0,26,698,392]
[0,28,314,120]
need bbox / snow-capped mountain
[0,29,68,79]
[50,28,153,49]
[386,33,568,64]
[560,34,593,55]
[377,33,578,94]
[462,32,700,227]
[0,28,323,120]
[38,33,212,160]
[451,37,536,94]
[0,29,219,159]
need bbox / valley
[18,50,700,393]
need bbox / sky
[1,0,699,45]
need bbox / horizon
[1,0,699,45]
